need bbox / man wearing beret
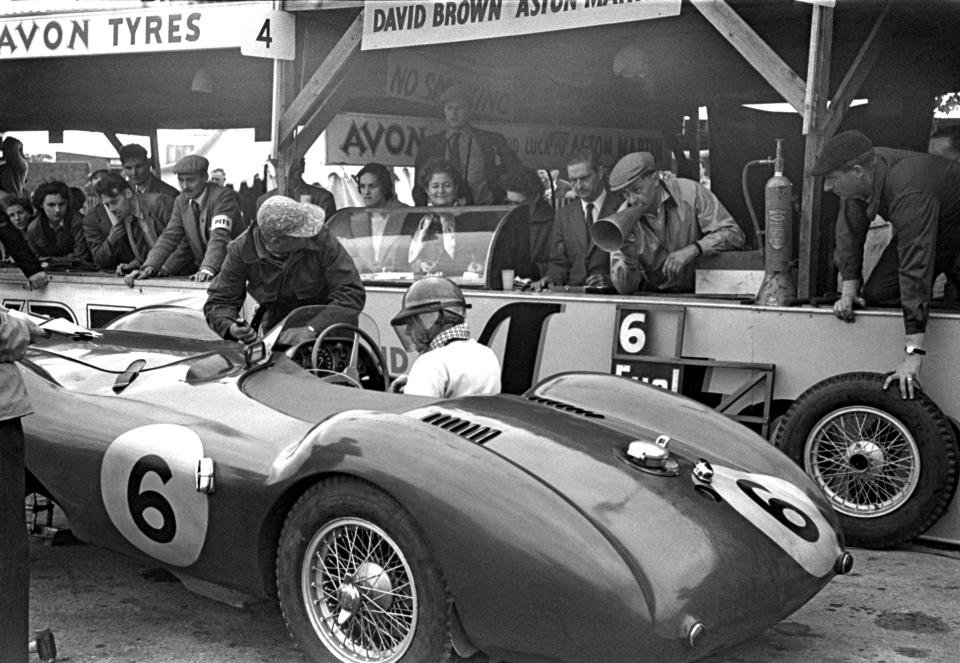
[812,129,960,399]
[204,196,365,346]
[413,84,524,206]
[125,154,246,285]
[605,151,744,293]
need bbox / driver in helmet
[204,196,365,345]
[390,276,500,398]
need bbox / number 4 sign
[241,10,295,60]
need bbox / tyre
[277,477,452,663]
[775,372,959,549]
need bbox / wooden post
[0,419,28,663]
[798,4,833,299]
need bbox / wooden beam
[691,0,806,113]
[102,132,124,156]
[798,4,834,299]
[822,3,890,138]
[277,11,363,148]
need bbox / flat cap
[172,154,209,174]
[438,84,471,108]
[810,130,874,176]
[257,195,325,238]
[609,152,657,192]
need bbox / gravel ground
[26,534,959,663]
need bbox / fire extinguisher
[749,139,797,305]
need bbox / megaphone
[590,206,645,252]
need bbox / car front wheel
[277,478,451,663]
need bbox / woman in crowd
[501,167,555,280]
[3,197,33,236]
[26,181,93,268]
[348,162,410,273]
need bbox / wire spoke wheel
[806,406,919,518]
[305,518,417,663]
[776,372,960,549]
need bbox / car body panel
[19,313,847,663]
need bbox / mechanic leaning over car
[389,275,500,397]
[204,195,365,346]
[0,307,48,663]
[812,130,960,400]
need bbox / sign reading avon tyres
[362,0,682,51]
[0,1,266,59]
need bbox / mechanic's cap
[391,275,469,325]
[257,195,325,238]
[609,152,658,192]
[438,84,471,108]
[810,130,874,176]
[172,154,209,174]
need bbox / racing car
[18,304,853,663]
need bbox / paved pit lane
[26,533,959,663]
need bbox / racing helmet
[391,276,470,352]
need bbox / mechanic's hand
[882,355,922,400]
[191,268,215,282]
[584,273,612,289]
[662,244,699,280]
[278,325,314,347]
[27,319,50,343]
[389,375,408,394]
[228,321,258,344]
[531,276,552,292]
[115,262,136,276]
[832,293,865,323]
[125,265,156,287]
[27,271,49,290]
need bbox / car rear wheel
[277,478,451,663]
[775,372,959,549]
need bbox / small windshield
[326,205,528,288]
[262,305,380,355]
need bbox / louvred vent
[421,412,502,444]
[527,396,605,419]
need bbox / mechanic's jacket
[836,148,960,334]
[1,307,32,421]
[142,183,246,277]
[204,224,366,339]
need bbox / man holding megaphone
[599,152,744,293]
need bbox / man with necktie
[413,85,524,206]
[534,148,623,292]
[125,154,246,285]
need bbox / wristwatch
[905,345,926,356]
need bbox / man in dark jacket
[812,129,960,398]
[414,85,524,206]
[204,196,365,346]
[0,210,47,290]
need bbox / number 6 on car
[709,465,842,578]
[101,424,210,567]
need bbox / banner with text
[362,0,682,51]
[0,1,266,59]
[325,112,664,170]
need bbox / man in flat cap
[413,84,523,206]
[812,129,960,398]
[126,154,246,285]
[603,151,744,294]
[204,196,365,346]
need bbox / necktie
[585,202,595,226]
[191,199,201,222]
[448,132,462,171]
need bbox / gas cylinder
[755,139,797,305]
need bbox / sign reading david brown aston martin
[362,0,681,51]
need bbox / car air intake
[421,412,501,444]
[526,396,605,419]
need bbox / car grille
[526,396,605,419]
[421,412,502,444]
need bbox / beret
[609,152,657,192]
[172,154,210,174]
[257,195,325,238]
[810,130,874,176]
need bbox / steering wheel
[282,322,388,390]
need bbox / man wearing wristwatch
[204,196,364,346]
[811,130,960,399]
